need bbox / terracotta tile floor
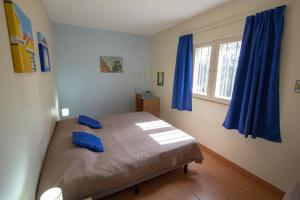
[100,148,284,200]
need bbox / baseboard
[198,143,285,197]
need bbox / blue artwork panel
[37,32,51,72]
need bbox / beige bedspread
[37,112,203,200]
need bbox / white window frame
[192,42,214,101]
[193,36,242,105]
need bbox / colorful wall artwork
[37,32,51,72]
[4,0,36,73]
[100,56,123,73]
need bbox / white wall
[54,23,150,118]
[0,0,58,199]
[150,0,300,191]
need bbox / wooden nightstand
[136,93,160,117]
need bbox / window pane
[215,41,241,100]
[193,46,212,95]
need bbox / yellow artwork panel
[4,0,36,73]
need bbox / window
[193,37,241,104]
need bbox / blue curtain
[171,34,193,111]
[223,5,286,142]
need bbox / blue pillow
[78,115,102,129]
[72,132,104,152]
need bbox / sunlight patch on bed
[149,130,194,145]
[136,120,171,130]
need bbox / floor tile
[97,149,283,200]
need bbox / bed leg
[134,184,140,195]
[184,163,188,174]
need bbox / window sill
[192,95,229,106]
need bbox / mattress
[37,112,203,200]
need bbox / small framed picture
[157,72,164,86]
[100,56,123,73]
[295,80,300,93]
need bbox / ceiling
[43,0,230,36]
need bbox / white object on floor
[40,187,63,200]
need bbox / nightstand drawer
[136,94,143,107]
[136,93,160,117]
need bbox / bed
[37,112,204,200]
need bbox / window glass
[193,46,212,96]
[215,41,241,100]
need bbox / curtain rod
[188,4,287,35]
[191,15,247,34]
